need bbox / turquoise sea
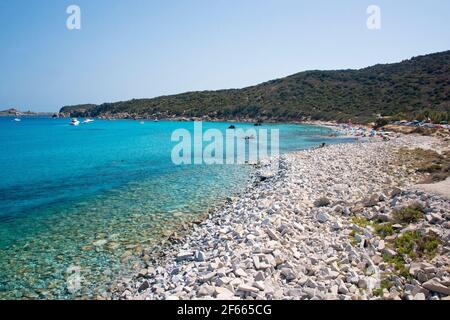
[0,117,353,299]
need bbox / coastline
[111,133,449,300]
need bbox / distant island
[60,50,450,124]
[0,108,54,117]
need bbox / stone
[176,251,194,261]
[237,284,259,293]
[194,250,206,262]
[330,285,339,295]
[234,268,248,278]
[216,268,227,277]
[200,272,216,283]
[254,271,265,282]
[409,262,430,277]
[357,278,368,289]
[120,250,133,262]
[364,194,379,207]
[93,239,108,246]
[332,221,342,230]
[371,255,383,265]
[138,269,148,277]
[273,252,285,266]
[413,293,426,300]
[314,197,331,207]
[198,284,215,296]
[252,256,261,269]
[375,213,391,222]
[217,293,235,300]
[215,287,234,298]
[280,268,297,281]
[170,267,180,275]
[305,278,317,288]
[293,222,305,232]
[217,277,233,286]
[426,213,444,224]
[382,248,397,257]
[316,212,330,223]
[390,187,402,198]
[422,279,450,295]
[287,289,304,297]
[138,281,149,292]
[265,228,279,241]
[253,281,265,291]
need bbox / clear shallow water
[0,117,353,299]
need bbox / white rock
[253,281,265,291]
[93,239,108,246]
[234,268,248,278]
[413,293,426,300]
[280,268,296,281]
[422,279,450,295]
[217,277,233,286]
[265,228,279,241]
[332,221,342,230]
[176,251,194,261]
[215,287,234,298]
[237,284,259,293]
[316,212,330,223]
[194,250,206,262]
[338,284,349,294]
[377,240,385,251]
[254,271,265,282]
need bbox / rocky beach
[111,132,450,301]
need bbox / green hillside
[60,50,450,123]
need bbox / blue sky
[0,0,449,112]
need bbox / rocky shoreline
[112,134,449,300]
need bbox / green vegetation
[374,223,395,238]
[380,231,441,279]
[390,110,449,124]
[349,230,360,246]
[397,148,450,183]
[373,118,389,129]
[373,279,394,297]
[349,216,395,239]
[351,216,371,228]
[392,203,424,224]
[60,51,450,124]
[395,231,441,259]
[382,254,410,278]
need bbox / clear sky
[0,0,449,112]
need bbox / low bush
[392,203,424,224]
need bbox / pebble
[237,284,259,293]
[316,212,330,223]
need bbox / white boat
[154,118,159,122]
[70,118,80,126]
[83,119,94,123]
[13,118,21,122]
